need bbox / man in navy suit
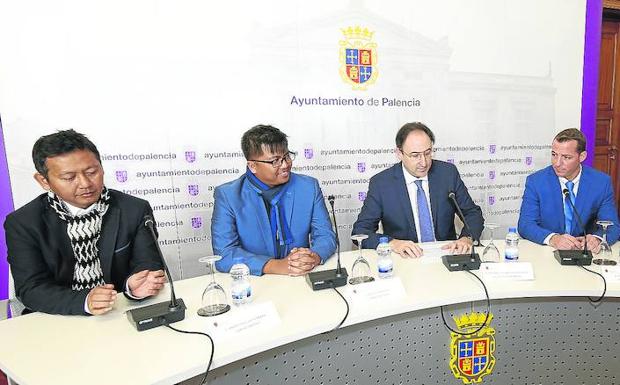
[518,128,619,250]
[212,125,336,276]
[352,122,484,257]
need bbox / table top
[0,240,617,385]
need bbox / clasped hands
[389,237,473,258]
[263,247,321,276]
[87,269,166,315]
[549,234,602,253]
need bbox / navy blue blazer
[352,161,484,249]
[518,165,620,245]
[211,173,336,275]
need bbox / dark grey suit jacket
[4,189,162,315]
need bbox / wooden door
[596,19,620,212]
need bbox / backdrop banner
[0,0,588,280]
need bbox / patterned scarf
[47,188,110,291]
[245,168,294,258]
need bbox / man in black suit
[4,129,165,315]
[352,122,484,257]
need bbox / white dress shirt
[402,164,436,242]
[543,167,582,245]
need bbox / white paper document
[204,301,281,341]
[344,277,407,308]
[480,262,535,281]
[600,265,620,283]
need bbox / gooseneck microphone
[328,195,344,275]
[554,189,593,265]
[442,191,481,271]
[306,195,348,290]
[127,214,186,331]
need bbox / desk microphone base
[127,298,187,331]
[307,268,348,291]
[554,250,593,266]
[442,254,481,271]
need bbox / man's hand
[577,234,602,253]
[127,270,166,298]
[262,248,321,276]
[549,234,581,250]
[87,284,117,315]
[441,237,473,255]
[389,239,423,258]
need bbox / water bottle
[504,227,519,261]
[230,257,252,305]
[376,236,394,278]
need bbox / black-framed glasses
[399,147,436,162]
[250,151,297,168]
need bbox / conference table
[0,240,619,385]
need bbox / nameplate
[345,277,406,307]
[601,265,620,283]
[420,241,455,264]
[480,262,535,281]
[205,301,281,341]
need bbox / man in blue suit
[352,122,484,257]
[212,125,336,276]
[518,128,619,251]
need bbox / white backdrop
[0,0,586,279]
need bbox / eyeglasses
[250,151,297,168]
[400,147,435,161]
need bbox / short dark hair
[554,128,586,153]
[32,129,101,177]
[241,125,288,159]
[395,122,435,149]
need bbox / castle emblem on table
[449,312,496,384]
[339,26,378,90]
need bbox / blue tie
[564,180,575,234]
[415,180,435,242]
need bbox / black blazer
[4,189,162,315]
[352,161,484,249]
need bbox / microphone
[442,191,481,271]
[554,189,593,265]
[328,195,344,275]
[127,214,186,331]
[306,195,348,290]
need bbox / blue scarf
[245,168,294,257]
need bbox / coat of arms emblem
[339,26,378,90]
[449,312,496,384]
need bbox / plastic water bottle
[504,228,519,261]
[376,236,394,278]
[230,257,252,306]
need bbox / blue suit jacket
[211,173,337,275]
[352,161,484,249]
[518,165,620,245]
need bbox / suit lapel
[43,208,74,284]
[394,165,417,239]
[99,206,119,282]
[427,165,439,233]
[243,181,276,256]
[573,168,590,234]
[546,167,566,233]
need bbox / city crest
[115,170,128,183]
[339,26,378,90]
[449,312,496,384]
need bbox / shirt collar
[558,165,582,187]
[402,163,429,185]
[64,201,97,217]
